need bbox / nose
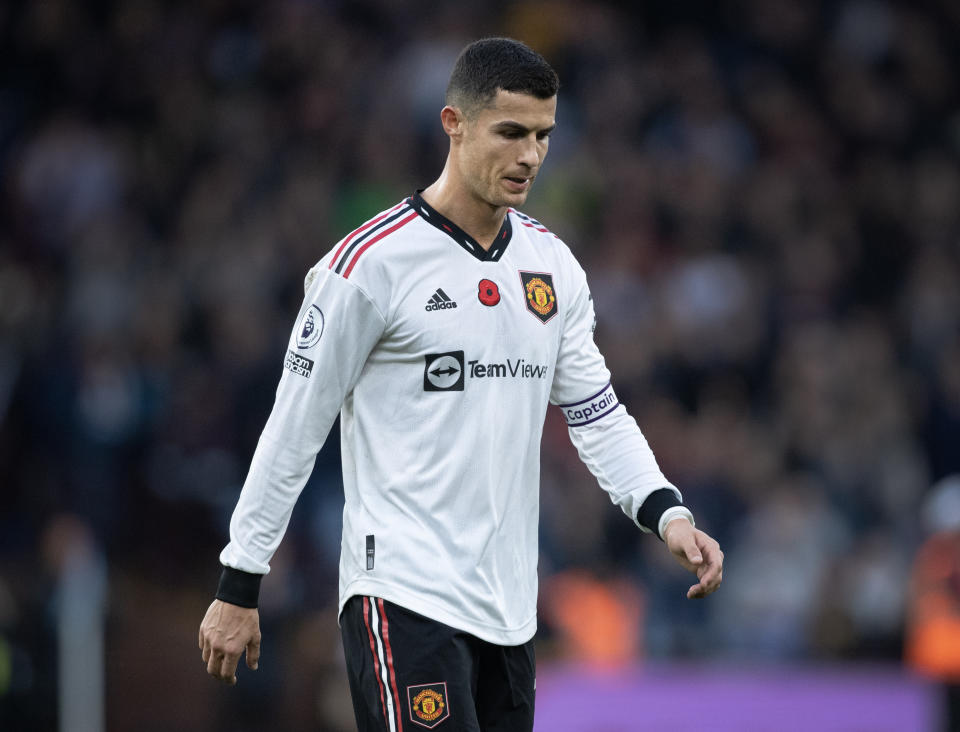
[517,136,540,169]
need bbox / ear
[440,105,465,139]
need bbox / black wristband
[215,566,263,609]
[637,488,683,540]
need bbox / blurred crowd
[2,0,959,729]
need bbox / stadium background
[2,0,959,729]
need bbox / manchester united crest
[408,682,450,728]
[519,271,558,323]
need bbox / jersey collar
[410,191,512,262]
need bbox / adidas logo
[425,288,458,312]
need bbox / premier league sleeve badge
[296,304,324,349]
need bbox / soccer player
[199,37,723,731]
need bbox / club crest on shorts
[296,305,324,349]
[407,682,450,728]
[519,271,557,323]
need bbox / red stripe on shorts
[362,596,390,728]
[377,598,405,732]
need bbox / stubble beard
[485,174,533,210]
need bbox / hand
[199,599,261,685]
[663,519,724,599]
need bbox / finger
[688,566,723,598]
[199,626,204,651]
[207,650,223,678]
[219,650,240,685]
[692,571,722,596]
[697,541,722,568]
[688,562,720,598]
[671,539,703,572]
[684,541,704,566]
[696,556,722,585]
[706,568,723,593]
[201,638,211,665]
[696,546,724,583]
[246,635,261,670]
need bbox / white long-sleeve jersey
[220,193,680,645]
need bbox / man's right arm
[220,267,387,582]
[199,265,386,682]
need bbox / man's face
[455,90,557,209]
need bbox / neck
[421,162,507,251]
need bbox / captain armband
[558,383,619,427]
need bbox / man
[199,38,723,731]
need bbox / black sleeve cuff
[216,566,263,609]
[637,488,683,540]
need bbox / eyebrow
[492,120,556,136]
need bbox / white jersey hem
[339,579,537,647]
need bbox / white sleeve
[550,261,681,531]
[567,410,681,531]
[219,266,386,573]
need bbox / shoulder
[508,207,561,242]
[508,207,579,261]
[508,207,586,281]
[302,197,423,316]
[323,198,421,281]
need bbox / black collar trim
[410,191,512,262]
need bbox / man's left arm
[549,260,723,598]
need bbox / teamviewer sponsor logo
[425,288,458,311]
[284,349,314,378]
[560,383,619,427]
[467,359,548,379]
[424,352,548,391]
[424,351,465,391]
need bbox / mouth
[503,176,531,193]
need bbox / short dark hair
[445,38,559,116]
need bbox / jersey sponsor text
[467,358,548,380]
[284,349,315,378]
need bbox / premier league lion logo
[296,305,324,349]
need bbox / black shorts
[340,595,536,732]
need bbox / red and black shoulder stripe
[509,208,559,238]
[328,199,418,279]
